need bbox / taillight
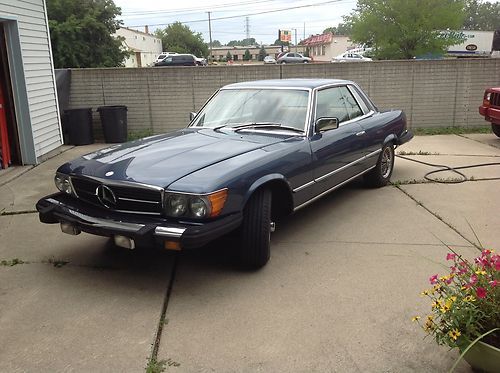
[483,92,491,106]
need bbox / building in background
[210,45,305,62]
[115,27,162,67]
[0,0,62,167]
[300,33,356,62]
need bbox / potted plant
[413,247,499,372]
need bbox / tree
[210,40,222,47]
[226,38,256,46]
[155,22,208,57]
[47,0,128,68]
[226,51,232,61]
[463,0,500,31]
[346,0,466,59]
[258,46,267,61]
[243,49,252,61]
[273,39,290,47]
[323,23,352,36]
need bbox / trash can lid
[97,105,128,111]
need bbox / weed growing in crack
[146,358,167,373]
[43,257,69,268]
[0,258,27,266]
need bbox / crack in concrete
[1,210,38,216]
[0,258,119,270]
[273,239,473,248]
[393,185,480,249]
[148,252,179,368]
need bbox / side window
[347,85,370,114]
[315,87,349,123]
[340,86,363,120]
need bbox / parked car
[194,56,208,66]
[332,52,372,62]
[36,79,412,269]
[263,55,276,64]
[154,54,197,67]
[479,87,500,137]
[155,52,177,63]
[277,52,311,64]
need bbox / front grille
[71,177,162,215]
[490,92,500,108]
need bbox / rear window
[157,54,166,59]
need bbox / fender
[383,133,398,146]
[243,173,293,206]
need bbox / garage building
[0,0,62,168]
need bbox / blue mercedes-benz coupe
[37,79,413,269]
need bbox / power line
[127,0,353,28]
[121,0,281,16]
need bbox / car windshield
[191,88,310,131]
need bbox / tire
[281,61,286,64]
[238,188,272,269]
[492,124,500,138]
[303,60,308,63]
[364,143,394,187]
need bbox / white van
[155,52,178,63]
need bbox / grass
[412,126,491,136]
[145,358,167,373]
[128,129,155,141]
[42,257,69,268]
[397,150,439,155]
[0,258,27,266]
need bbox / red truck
[479,88,500,137]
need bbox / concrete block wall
[68,59,500,135]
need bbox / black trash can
[63,108,94,145]
[97,105,128,143]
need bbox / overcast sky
[114,0,358,45]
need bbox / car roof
[222,79,353,90]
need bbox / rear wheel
[364,143,394,187]
[492,124,500,138]
[281,61,286,64]
[238,188,272,269]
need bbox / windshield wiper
[232,122,304,133]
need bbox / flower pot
[460,340,500,373]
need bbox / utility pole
[207,12,213,63]
[292,28,298,52]
[245,17,250,40]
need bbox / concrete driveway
[0,134,498,372]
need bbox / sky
[114,0,358,45]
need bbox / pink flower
[489,280,498,287]
[429,274,439,285]
[450,266,457,273]
[482,249,491,257]
[494,257,500,271]
[469,274,478,285]
[476,287,487,299]
[446,253,456,261]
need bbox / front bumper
[36,193,243,249]
[479,105,500,125]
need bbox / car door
[309,86,366,195]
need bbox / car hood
[60,128,294,188]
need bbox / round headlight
[54,174,65,191]
[55,174,72,194]
[165,194,188,217]
[189,197,208,218]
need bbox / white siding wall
[115,28,162,67]
[0,0,62,161]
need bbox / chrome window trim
[293,165,376,212]
[292,149,381,193]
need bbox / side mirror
[189,112,197,121]
[315,117,339,132]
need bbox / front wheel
[492,124,500,138]
[280,61,286,64]
[238,188,272,269]
[364,143,394,187]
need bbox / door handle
[356,131,366,136]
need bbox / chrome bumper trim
[154,226,186,238]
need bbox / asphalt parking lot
[0,134,498,372]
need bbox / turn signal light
[208,189,228,217]
[164,241,181,250]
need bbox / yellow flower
[450,296,457,302]
[426,315,434,321]
[440,304,451,313]
[449,329,461,341]
[439,276,448,282]
[420,289,430,296]
[464,295,476,302]
[412,316,421,322]
[434,284,442,292]
[475,270,487,276]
